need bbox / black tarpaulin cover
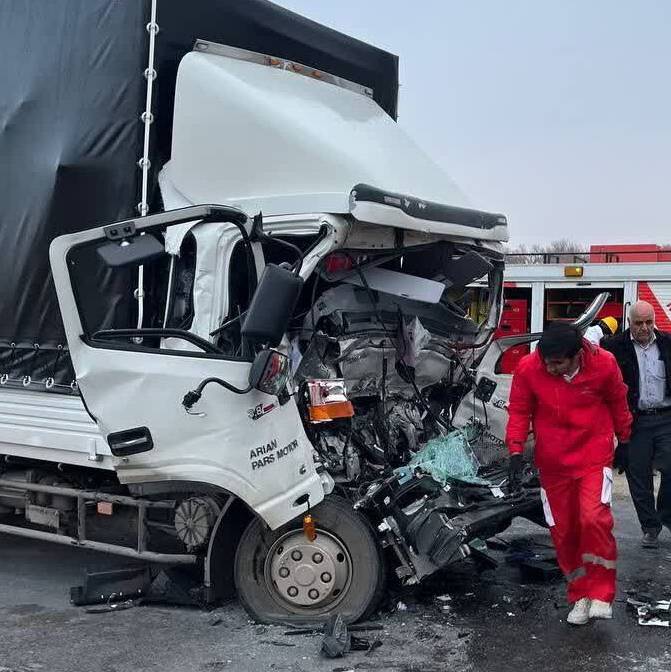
[0,0,399,393]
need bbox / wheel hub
[267,530,350,609]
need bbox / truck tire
[234,495,385,624]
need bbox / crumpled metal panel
[306,285,478,340]
[337,337,452,398]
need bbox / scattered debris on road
[284,622,383,637]
[208,612,223,626]
[84,598,137,614]
[320,613,384,659]
[504,538,561,580]
[321,614,351,658]
[627,597,671,627]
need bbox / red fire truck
[495,244,671,373]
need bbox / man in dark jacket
[602,301,671,548]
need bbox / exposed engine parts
[294,242,506,486]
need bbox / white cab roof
[160,45,508,243]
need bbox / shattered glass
[408,427,490,486]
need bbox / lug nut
[291,550,303,561]
[287,586,298,597]
[321,572,332,583]
[308,589,319,600]
[312,552,324,564]
[279,567,290,578]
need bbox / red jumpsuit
[506,341,632,603]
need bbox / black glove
[508,453,524,494]
[613,441,629,475]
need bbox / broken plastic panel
[343,267,445,303]
[408,428,490,486]
[628,598,671,627]
[442,250,493,287]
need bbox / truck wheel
[234,495,384,624]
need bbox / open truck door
[49,205,324,530]
[453,292,611,445]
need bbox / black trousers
[626,414,671,533]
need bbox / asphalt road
[1,476,671,672]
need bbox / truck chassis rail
[0,478,197,565]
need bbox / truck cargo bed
[0,391,111,469]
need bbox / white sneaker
[567,598,591,625]
[588,599,613,620]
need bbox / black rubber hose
[182,377,252,410]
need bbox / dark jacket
[601,329,671,413]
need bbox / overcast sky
[276,1,670,246]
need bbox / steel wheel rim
[264,529,352,611]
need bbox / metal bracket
[26,504,60,530]
[103,221,137,241]
[87,438,102,463]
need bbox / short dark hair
[537,322,582,359]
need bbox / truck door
[49,206,323,529]
[453,292,610,449]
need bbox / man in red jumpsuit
[506,322,632,625]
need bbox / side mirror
[249,349,290,396]
[241,264,304,347]
[97,235,166,268]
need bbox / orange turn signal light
[564,265,584,277]
[303,514,317,542]
[308,400,354,423]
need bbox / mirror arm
[210,310,248,337]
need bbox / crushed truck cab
[48,167,539,623]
